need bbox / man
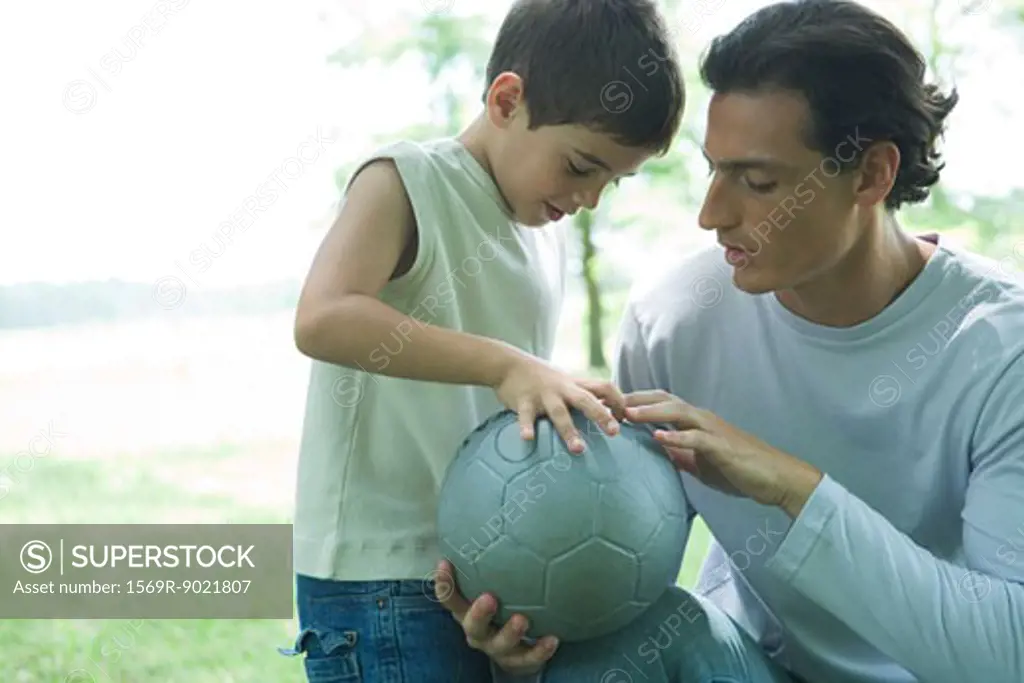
[437,1,1024,682]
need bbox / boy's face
[698,90,891,294]
[485,74,656,227]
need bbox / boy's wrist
[476,338,525,388]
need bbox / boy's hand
[434,559,559,676]
[493,355,624,453]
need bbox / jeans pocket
[279,627,361,683]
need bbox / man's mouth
[719,241,751,265]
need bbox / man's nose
[698,176,740,232]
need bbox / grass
[0,445,302,683]
[0,441,709,683]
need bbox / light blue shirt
[613,236,1024,683]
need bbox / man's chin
[731,267,776,295]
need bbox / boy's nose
[573,188,600,211]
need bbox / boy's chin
[512,206,551,228]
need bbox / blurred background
[2,0,1023,679]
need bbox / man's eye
[745,177,777,193]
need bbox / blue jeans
[280,573,492,682]
[532,586,799,683]
[282,576,798,683]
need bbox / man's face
[487,75,655,227]
[698,90,871,294]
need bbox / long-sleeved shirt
[613,236,1024,683]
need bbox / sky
[2,0,1019,287]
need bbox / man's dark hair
[485,0,685,154]
[699,0,958,211]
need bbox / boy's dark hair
[699,0,958,211]
[485,0,685,154]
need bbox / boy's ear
[485,72,527,129]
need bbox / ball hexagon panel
[635,513,689,604]
[504,469,599,558]
[594,480,664,554]
[632,430,690,519]
[575,420,627,483]
[546,537,639,625]
[468,534,548,609]
[437,458,508,562]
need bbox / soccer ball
[436,408,689,642]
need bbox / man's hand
[493,354,625,454]
[624,390,823,517]
[434,559,559,675]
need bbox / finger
[623,390,671,407]
[655,428,713,453]
[663,445,699,474]
[487,612,530,656]
[497,635,560,671]
[462,593,499,646]
[576,380,627,422]
[543,397,584,453]
[627,400,701,429]
[434,559,470,618]
[517,400,537,440]
[568,389,619,437]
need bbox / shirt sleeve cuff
[765,474,844,583]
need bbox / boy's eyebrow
[571,147,637,177]
[572,148,612,171]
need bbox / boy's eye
[567,161,591,177]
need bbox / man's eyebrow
[701,148,788,172]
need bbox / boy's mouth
[544,202,565,222]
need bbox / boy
[279,1,686,681]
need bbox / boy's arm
[293,159,621,449]
[294,158,514,388]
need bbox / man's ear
[853,141,900,208]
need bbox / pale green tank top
[292,138,568,581]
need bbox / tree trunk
[575,210,606,369]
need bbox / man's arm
[765,359,1024,683]
[611,300,659,394]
